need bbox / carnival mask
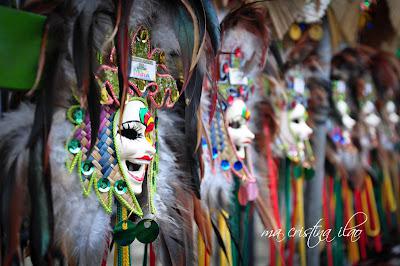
[385,101,399,124]
[288,103,313,141]
[114,100,156,195]
[333,80,355,130]
[226,98,255,159]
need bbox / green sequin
[115,180,128,195]
[81,160,94,177]
[73,108,84,124]
[68,139,81,154]
[97,178,111,193]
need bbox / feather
[72,0,102,151]
[202,0,220,55]
[209,216,230,263]
[28,138,53,265]
[193,195,212,253]
[185,66,203,198]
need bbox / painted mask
[385,101,399,124]
[225,98,255,159]
[114,100,156,195]
[333,80,356,130]
[288,103,313,141]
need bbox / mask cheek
[228,127,242,146]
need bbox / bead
[73,108,84,124]
[221,160,230,171]
[68,139,81,154]
[212,147,218,159]
[233,161,243,171]
[81,160,94,177]
[115,180,128,195]
[97,178,111,193]
[234,48,242,58]
[223,63,229,74]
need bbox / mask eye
[119,122,142,140]
[229,121,241,129]
[292,118,300,124]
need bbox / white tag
[294,78,305,94]
[365,83,373,95]
[229,68,248,85]
[337,80,346,93]
[129,56,156,81]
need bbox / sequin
[115,180,128,195]
[138,29,149,43]
[221,160,230,171]
[73,108,84,124]
[233,161,243,171]
[171,89,179,102]
[68,139,81,154]
[212,147,218,159]
[81,160,94,176]
[97,178,111,193]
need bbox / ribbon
[342,179,359,265]
[115,202,131,266]
[219,212,232,266]
[322,177,333,266]
[263,124,284,266]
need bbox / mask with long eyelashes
[65,27,179,251]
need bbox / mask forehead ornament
[65,26,178,246]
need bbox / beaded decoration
[65,26,178,217]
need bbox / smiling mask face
[289,103,313,141]
[114,100,156,195]
[226,99,255,160]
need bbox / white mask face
[386,101,399,124]
[289,103,313,141]
[362,101,381,128]
[226,99,255,159]
[336,100,355,130]
[115,100,156,195]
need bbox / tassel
[114,203,131,266]
[353,190,367,260]
[149,243,155,266]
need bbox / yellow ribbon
[360,176,380,237]
[218,211,232,266]
[343,182,360,264]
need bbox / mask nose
[242,126,255,142]
[300,121,313,139]
[143,140,156,157]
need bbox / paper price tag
[294,77,305,94]
[130,56,156,81]
[229,68,248,85]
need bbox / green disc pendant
[113,220,136,246]
[135,219,159,244]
